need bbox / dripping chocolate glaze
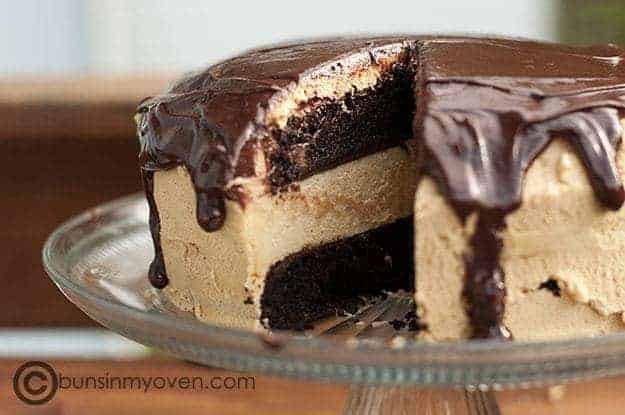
[141,171,168,288]
[416,38,625,339]
[138,36,625,339]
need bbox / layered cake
[137,36,625,340]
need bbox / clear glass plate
[43,194,625,388]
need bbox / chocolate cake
[137,36,625,340]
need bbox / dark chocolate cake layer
[268,60,415,188]
[260,217,414,331]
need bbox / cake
[136,36,625,340]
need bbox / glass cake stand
[43,194,625,413]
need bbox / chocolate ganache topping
[137,36,625,338]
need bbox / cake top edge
[136,35,625,234]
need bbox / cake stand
[43,194,625,414]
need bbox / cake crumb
[388,310,426,332]
[389,319,406,330]
[258,332,286,350]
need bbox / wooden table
[1,358,625,414]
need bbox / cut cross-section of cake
[136,35,625,340]
[137,37,420,331]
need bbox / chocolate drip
[462,212,509,339]
[418,37,625,337]
[142,171,168,288]
[138,82,278,232]
[137,83,276,285]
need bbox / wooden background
[0,76,168,326]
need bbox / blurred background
[5,0,625,77]
[2,0,558,75]
[0,0,624,349]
